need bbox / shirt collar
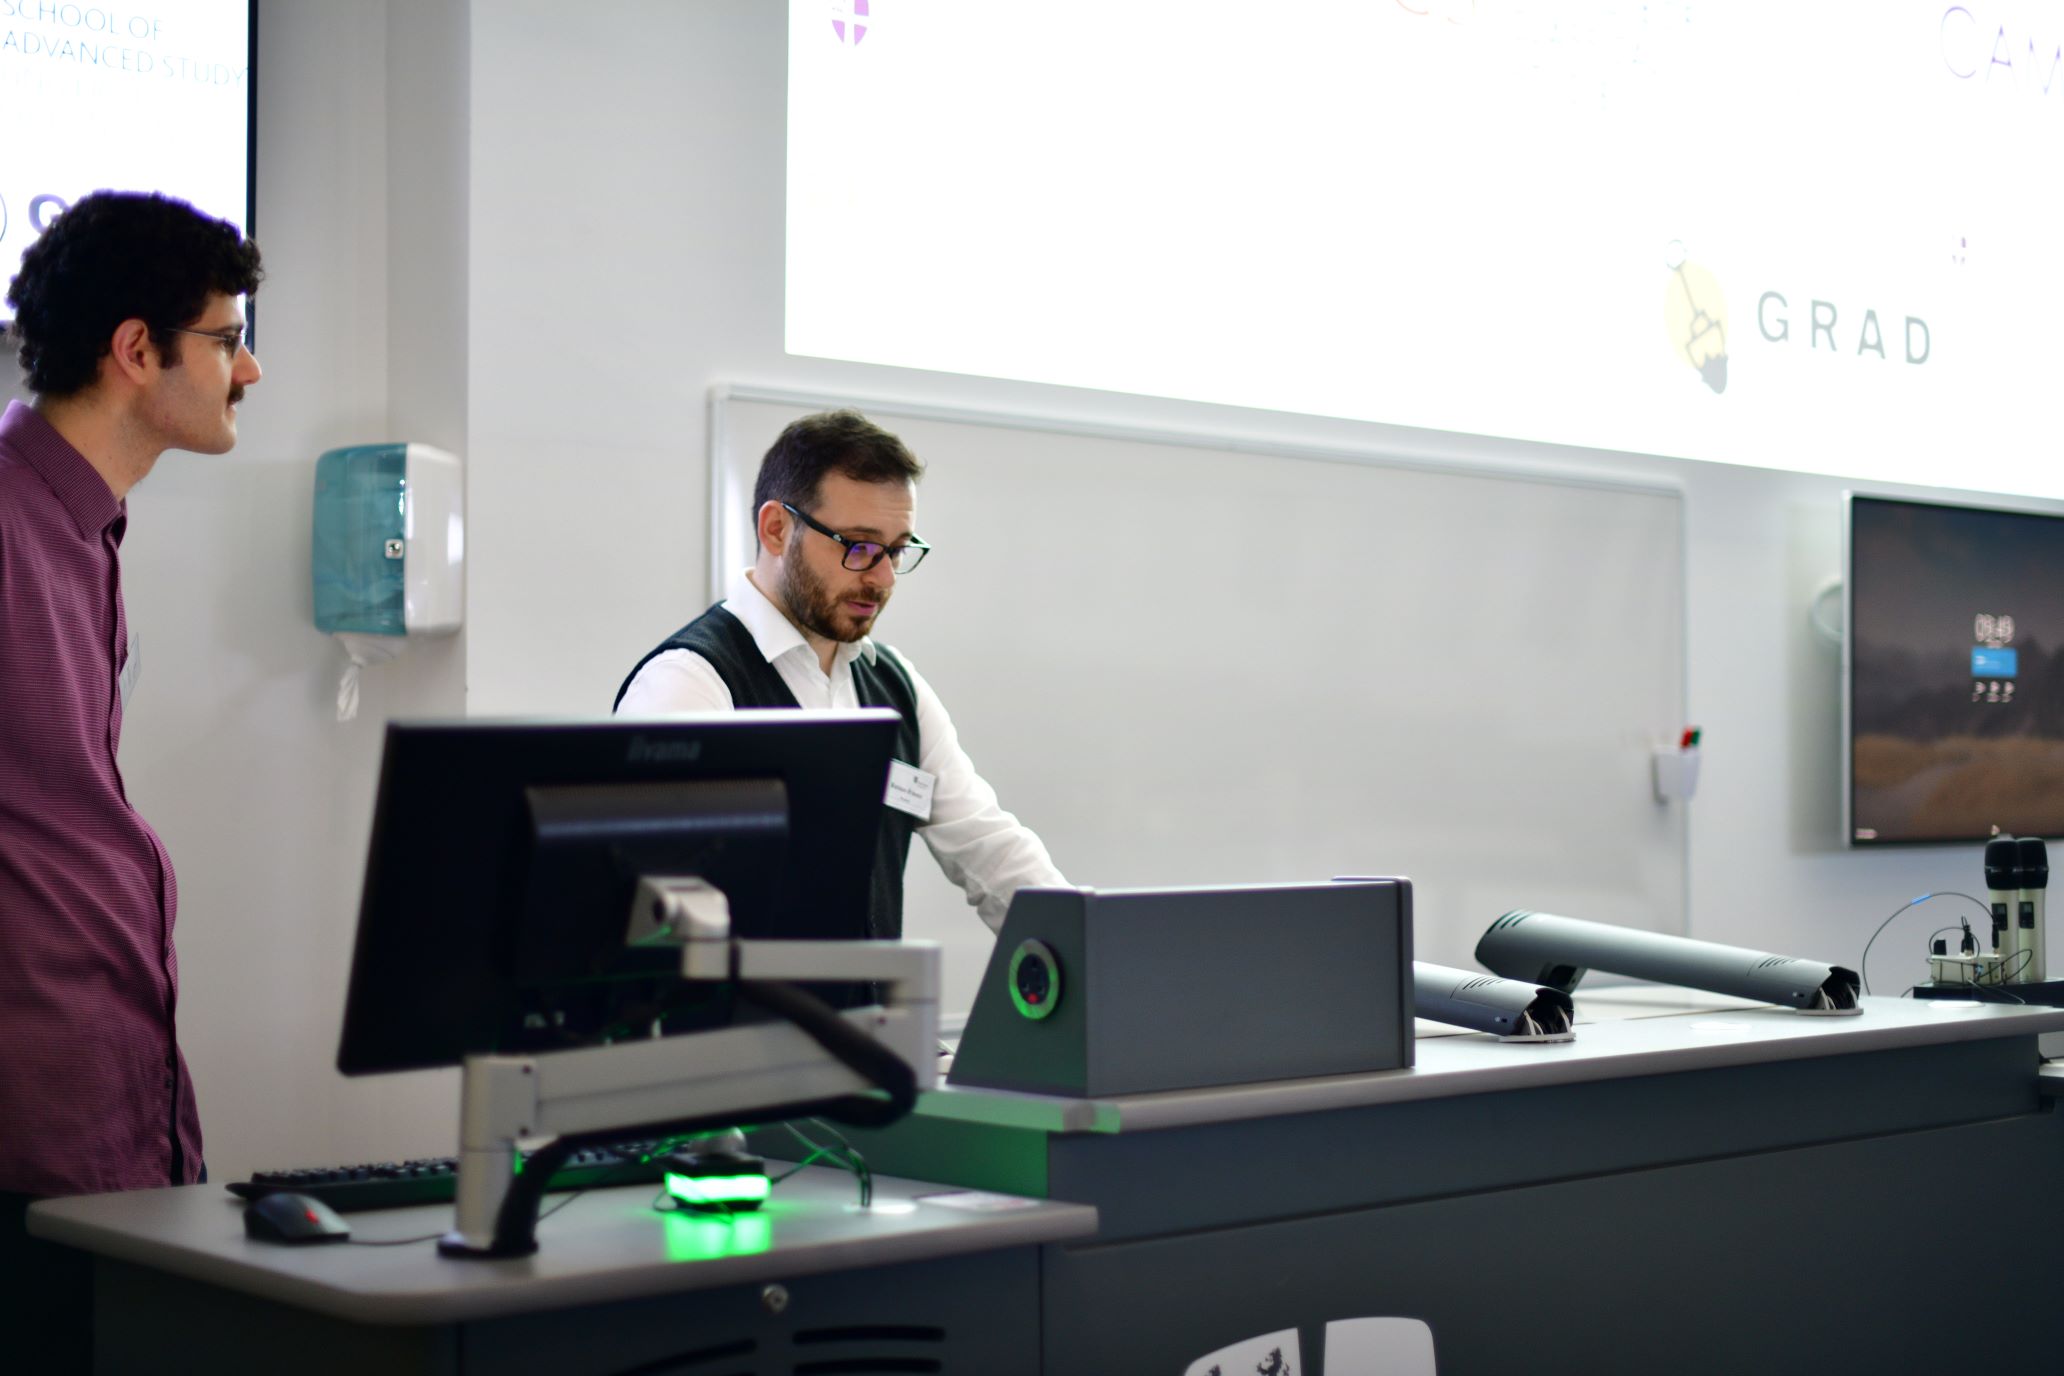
[0,400,123,541]
[721,567,879,672]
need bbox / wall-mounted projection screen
[0,0,253,321]
[788,1,2063,498]
[713,388,1688,1007]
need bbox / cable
[768,1146,842,1184]
[1860,891,1993,995]
[1926,922,1975,956]
[779,1119,872,1207]
[736,981,918,1127]
[346,1135,701,1249]
[1944,972,2025,1004]
[345,1229,446,1248]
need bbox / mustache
[228,386,245,405]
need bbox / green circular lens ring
[1008,939,1061,1021]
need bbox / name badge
[885,759,935,821]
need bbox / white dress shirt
[617,571,1066,931]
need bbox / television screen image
[1847,495,2064,845]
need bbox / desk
[36,997,2064,1375]
[820,994,2064,1374]
[29,1166,1095,1375]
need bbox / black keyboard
[228,1141,670,1213]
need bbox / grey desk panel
[29,1167,1094,1327]
[1046,1034,2042,1241]
[1042,1108,2064,1375]
[833,1031,2045,1242]
[918,997,2064,1136]
[95,1244,1043,1376]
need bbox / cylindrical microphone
[1985,835,2022,981]
[1413,962,1574,1041]
[2016,836,2047,984]
[1475,911,1861,1013]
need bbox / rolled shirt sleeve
[616,635,1067,931]
[891,648,1067,932]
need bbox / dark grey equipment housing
[949,880,1414,1097]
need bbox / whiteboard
[712,387,1687,1012]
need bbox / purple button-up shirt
[0,400,198,1197]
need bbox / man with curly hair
[0,191,263,1371]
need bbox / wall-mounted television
[1845,494,2064,846]
[0,0,254,324]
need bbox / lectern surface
[928,995,2064,1133]
[28,1165,1095,1326]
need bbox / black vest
[615,605,922,941]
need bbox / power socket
[1929,950,2006,987]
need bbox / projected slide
[789,1,2064,496]
[0,0,249,312]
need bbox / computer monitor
[336,710,899,1076]
[1845,494,2064,846]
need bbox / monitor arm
[439,877,939,1258]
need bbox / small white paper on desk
[915,1190,1041,1213]
[1184,1328,1301,1376]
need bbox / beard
[778,548,888,644]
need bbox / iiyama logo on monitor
[626,736,702,764]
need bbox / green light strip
[665,1170,771,1206]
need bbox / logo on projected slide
[0,191,7,245]
[831,0,870,45]
[1662,241,1729,395]
[1754,292,1931,366]
[1939,6,2063,95]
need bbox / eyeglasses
[166,325,248,359]
[780,502,931,573]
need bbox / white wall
[10,1,2052,1184]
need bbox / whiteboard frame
[709,381,1685,607]
[708,381,1693,959]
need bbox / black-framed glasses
[166,325,248,359]
[780,502,931,573]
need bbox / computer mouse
[244,1191,352,1245]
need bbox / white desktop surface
[27,1166,1095,1327]
[932,992,2064,1134]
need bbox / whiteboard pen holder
[1653,746,1700,804]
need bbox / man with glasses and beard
[0,191,264,1372]
[615,409,1064,940]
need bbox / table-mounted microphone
[1985,836,2023,980]
[1475,911,1860,1013]
[2016,836,2048,984]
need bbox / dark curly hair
[751,410,925,544]
[5,191,264,398]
